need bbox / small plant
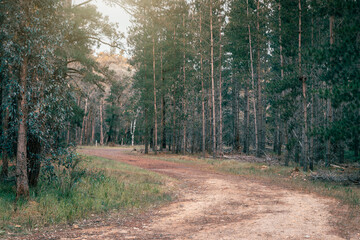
[0,152,173,235]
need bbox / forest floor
[12,147,359,240]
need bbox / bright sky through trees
[74,0,131,54]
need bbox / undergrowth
[0,153,172,235]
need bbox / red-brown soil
[11,148,356,240]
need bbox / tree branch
[73,0,94,8]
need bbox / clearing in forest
[72,148,349,239]
[15,147,358,240]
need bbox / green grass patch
[0,154,173,234]
[148,154,360,208]
[212,159,360,207]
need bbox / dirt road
[23,148,349,239]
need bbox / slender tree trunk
[309,15,315,170]
[67,121,70,145]
[172,94,176,154]
[1,106,9,178]
[200,12,206,158]
[171,27,176,154]
[218,16,223,156]
[182,14,187,155]
[160,50,166,151]
[299,0,308,171]
[326,15,334,166]
[152,36,157,155]
[247,0,257,153]
[100,99,104,145]
[244,75,250,154]
[256,0,263,157]
[277,113,283,155]
[80,98,88,145]
[91,113,95,145]
[232,74,240,151]
[16,55,29,199]
[210,1,216,158]
[145,107,149,154]
[278,0,284,156]
[284,124,290,166]
[85,108,90,145]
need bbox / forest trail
[28,148,345,239]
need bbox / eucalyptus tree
[0,0,121,198]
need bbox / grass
[0,153,173,235]
[145,153,360,208]
[212,160,360,206]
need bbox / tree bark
[91,113,95,145]
[232,74,240,152]
[256,0,263,157]
[326,15,334,166]
[218,16,223,156]
[16,55,29,199]
[200,12,206,158]
[160,49,166,151]
[144,107,149,154]
[244,75,250,154]
[299,0,308,171]
[152,36,158,155]
[80,98,88,145]
[309,14,315,170]
[182,13,187,155]
[247,0,257,154]
[210,0,216,158]
[1,106,9,178]
[172,94,176,154]
[278,0,284,156]
[100,98,104,145]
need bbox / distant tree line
[124,0,359,169]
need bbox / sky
[73,0,132,55]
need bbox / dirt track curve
[17,148,349,239]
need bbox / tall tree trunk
[210,0,216,158]
[16,55,29,199]
[182,13,187,155]
[278,0,284,156]
[326,15,334,166]
[85,108,90,145]
[172,94,176,154]
[218,16,223,156]
[131,108,139,147]
[299,0,308,171]
[200,12,206,158]
[233,74,240,151]
[80,98,88,145]
[91,113,95,145]
[160,50,166,151]
[244,75,250,154]
[247,0,257,153]
[284,124,290,166]
[145,107,149,154]
[152,36,157,155]
[1,106,9,178]
[309,14,315,170]
[67,121,71,145]
[256,0,263,157]
[171,27,176,154]
[100,99,104,145]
